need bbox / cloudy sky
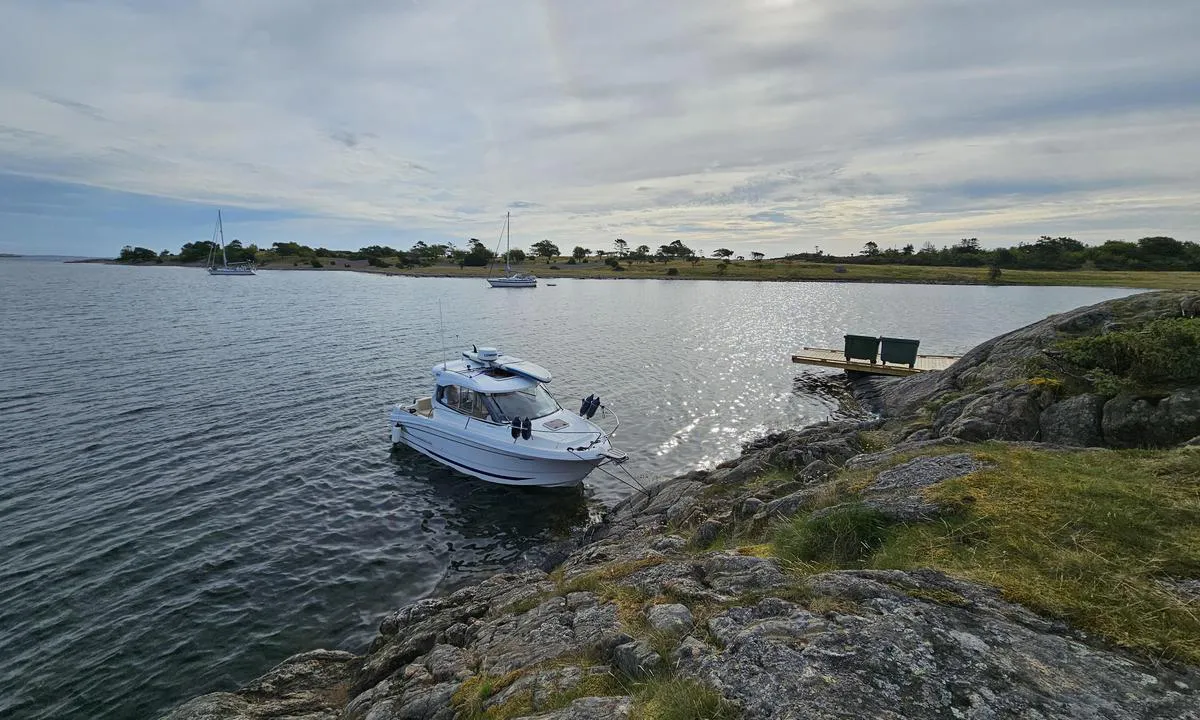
[1,0,1198,257]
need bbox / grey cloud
[329,130,361,148]
[1,0,1198,254]
[748,210,796,224]
[35,94,107,121]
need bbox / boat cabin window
[490,384,560,421]
[437,385,493,421]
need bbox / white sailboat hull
[487,276,536,288]
[207,266,256,275]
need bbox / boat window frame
[436,384,498,423]
[435,384,460,411]
[488,383,562,422]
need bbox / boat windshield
[489,384,560,420]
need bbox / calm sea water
[0,258,1137,719]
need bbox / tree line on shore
[118,234,1197,272]
[802,236,1200,272]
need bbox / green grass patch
[554,557,667,596]
[773,502,894,566]
[856,429,897,453]
[502,593,553,616]
[546,671,626,710]
[904,587,973,607]
[453,663,627,720]
[867,445,1200,663]
[630,677,738,720]
[699,468,793,501]
[452,671,525,720]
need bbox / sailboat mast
[505,211,511,273]
[218,210,228,267]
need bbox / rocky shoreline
[165,290,1200,720]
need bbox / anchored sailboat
[206,211,256,276]
[487,212,536,288]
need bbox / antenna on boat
[439,298,447,369]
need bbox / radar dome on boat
[477,347,500,362]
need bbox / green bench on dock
[843,334,880,363]
[843,334,921,368]
[880,336,921,368]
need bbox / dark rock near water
[738,496,764,516]
[690,518,723,547]
[1040,392,1106,446]
[700,553,789,596]
[1102,388,1200,448]
[933,382,1055,441]
[798,458,837,481]
[752,486,827,524]
[843,436,966,469]
[515,696,632,720]
[489,666,611,713]
[163,650,360,720]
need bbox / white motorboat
[206,210,256,276]
[487,212,536,288]
[389,347,626,487]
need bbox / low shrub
[1055,317,1200,393]
[665,268,679,276]
[310,259,322,268]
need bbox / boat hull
[391,418,600,487]
[487,277,536,288]
[207,267,256,275]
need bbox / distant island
[0,253,20,258]
[108,235,1200,290]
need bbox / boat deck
[791,347,960,376]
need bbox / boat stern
[389,400,431,444]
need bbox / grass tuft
[630,677,738,720]
[452,671,525,720]
[555,557,667,596]
[502,593,553,616]
[773,502,894,566]
[857,429,896,453]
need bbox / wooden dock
[791,347,960,376]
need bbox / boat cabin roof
[431,351,552,394]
